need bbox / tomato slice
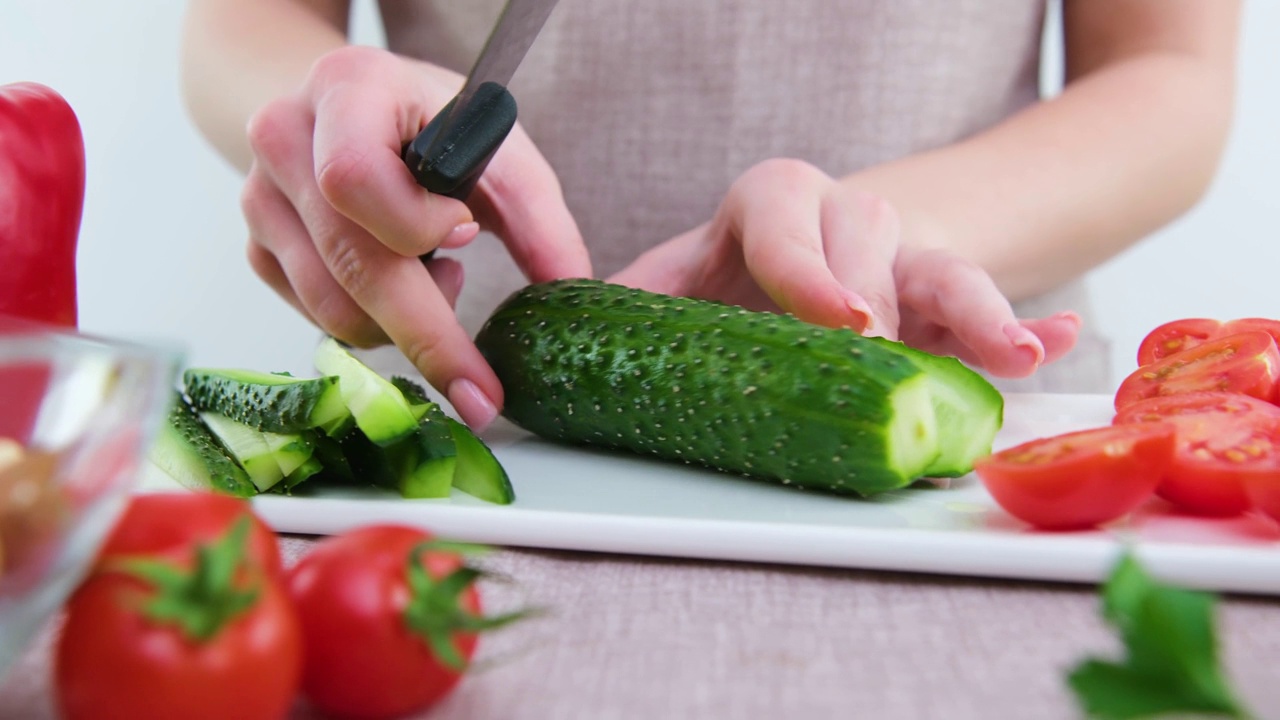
[1136,318,1221,366]
[1136,317,1280,366]
[1114,331,1280,411]
[1113,392,1280,516]
[1242,468,1280,526]
[974,423,1175,531]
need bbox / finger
[471,123,593,282]
[245,241,311,322]
[896,247,1045,377]
[241,165,387,347]
[606,227,708,296]
[424,256,465,308]
[820,190,902,338]
[1020,312,1082,365]
[727,160,871,331]
[308,66,473,257]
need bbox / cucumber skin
[183,369,343,433]
[475,279,934,497]
[151,394,257,498]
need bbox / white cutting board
[141,393,1280,596]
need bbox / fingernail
[839,288,875,332]
[442,222,480,249]
[448,378,498,431]
[1003,323,1045,366]
[1053,310,1083,329]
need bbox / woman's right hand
[241,46,591,430]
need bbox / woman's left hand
[608,159,1081,377]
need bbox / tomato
[1114,392,1280,516]
[1114,331,1280,410]
[97,491,283,578]
[55,518,302,720]
[974,423,1175,530]
[1136,317,1280,366]
[1242,469,1280,526]
[286,525,520,720]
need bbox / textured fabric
[3,536,1279,719]
[379,0,1111,393]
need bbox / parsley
[1067,552,1254,719]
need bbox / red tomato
[97,491,283,578]
[1114,392,1280,516]
[55,521,302,720]
[974,423,1176,530]
[1242,469,1280,526]
[286,525,504,720]
[1136,317,1280,366]
[1114,331,1280,410]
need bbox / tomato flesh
[1114,331,1280,410]
[1114,392,1280,516]
[974,423,1175,530]
[1137,317,1280,366]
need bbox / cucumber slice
[314,337,418,446]
[447,418,515,505]
[183,368,348,434]
[199,411,286,492]
[269,454,325,494]
[147,394,256,498]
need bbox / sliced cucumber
[271,454,325,494]
[183,368,348,434]
[199,411,287,492]
[314,337,418,446]
[148,394,256,498]
[447,418,515,505]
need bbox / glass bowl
[0,321,178,679]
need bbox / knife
[402,0,560,204]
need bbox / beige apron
[377,0,1112,393]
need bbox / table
[3,535,1279,719]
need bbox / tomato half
[286,525,497,720]
[1242,470,1280,526]
[1114,392,1280,516]
[1136,317,1280,366]
[1114,331,1280,410]
[96,492,283,579]
[974,423,1175,530]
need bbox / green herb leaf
[1067,552,1252,720]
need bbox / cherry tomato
[974,423,1175,530]
[1114,392,1280,516]
[286,525,514,720]
[97,491,283,578]
[55,518,302,720]
[1136,317,1280,366]
[1114,331,1280,410]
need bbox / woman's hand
[609,158,1080,377]
[240,46,591,429]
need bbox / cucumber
[198,411,289,492]
[868,338,1004,477]
[474,279,944,496]
[183,368,348,434]
[313,337,418,446]
[147,394,256,498]
[447,417,515,505]
[391,376,514,504]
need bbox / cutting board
[141,393,1280,595]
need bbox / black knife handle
[404,82,517,261]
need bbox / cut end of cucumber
[883,374,941,488]
[314,337,418,446]
[447,418,515,505]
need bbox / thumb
[471,124,593,283]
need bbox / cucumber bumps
[475,279,1003,497]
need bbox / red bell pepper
[0,81,85,329]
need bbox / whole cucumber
[475,279,953,496]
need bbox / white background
[1,1,1276,389]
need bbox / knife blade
[402,0,560,201]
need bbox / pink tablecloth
[4,536,1279,719]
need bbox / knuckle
[743,157,824,188]
[245,97,298,161]
[321,237,374,300]
[238,171,274,226]
[315,149,374,208]
[400,332,452,381]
